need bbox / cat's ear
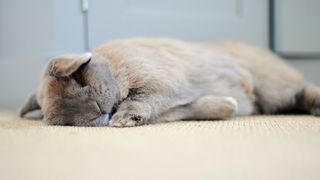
[48,53,92,77]
[19,92,42,119]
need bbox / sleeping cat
[20,38,320,127]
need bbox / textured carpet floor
[1,111,320,180]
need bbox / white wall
[0,0,52,110]
[0,0,85,110]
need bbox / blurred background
[0,0,319,110]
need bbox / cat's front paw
[109,111,147,127]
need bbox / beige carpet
[1,111,320,180]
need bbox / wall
[0,0,85,110]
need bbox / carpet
[1,110,320,180]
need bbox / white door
[87,0,269,49]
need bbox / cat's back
[209,41,303,82]
[93,38,236,68]
[94,38,200,60]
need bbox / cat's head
[20,53,118,126]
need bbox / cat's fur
[20,38,320,127]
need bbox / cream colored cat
[20,38,320,127]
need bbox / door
[87,0,269,49]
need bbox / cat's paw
[218,97,238,118]
[193,96,238,119]
[225,97,238,112]
[109,111,147,127]
[310,97,320,116]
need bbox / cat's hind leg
[298,84,320,116]
[154,95,238,123]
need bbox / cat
[20,38,320,127]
